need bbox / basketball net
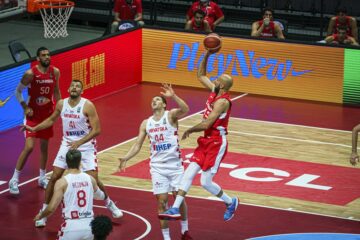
[36,0,74,38]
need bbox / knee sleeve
[200,170,221,195]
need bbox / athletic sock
[161,228,170,240]
[180,220,188,234]
[11,169,21,181]
[39,169,46,178]
[173,195,184,209]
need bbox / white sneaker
[9,179,19,194]
[35,209,47,228]
[106,200,123,218]
[38,177,49,189]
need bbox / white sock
[39,169,46,178]
[220,191,232,205]
[161,228,171,240]
[42,203,48,211]
[105,197,111,206]
[173,195,184,209]
[12,169,21,181]
[180,220,188,234]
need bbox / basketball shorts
[57,218,93,240]
[190,135,228,173]
[150,162,184,195]
[24,107,54,139]
[53,144,98,172]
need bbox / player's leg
[82,148,123,218]
[9,137,36,194]
[86,170,123,218]
[152,168,172,240]
[38,138,49,189]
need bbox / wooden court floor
[97,114,360,221]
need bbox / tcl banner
[31,29,142,99]
[115,148,360,206]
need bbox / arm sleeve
[15,82,27,103]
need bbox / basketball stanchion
[27,0,75,38]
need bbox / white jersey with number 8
[62,172,94,220]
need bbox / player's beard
[40,59,50,68]
[70,92,79,99]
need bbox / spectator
[186,0,224,31]
[327,7,358,42]
[111,0,144,33]
[324,25,359,46]
[251,7,285,39]
[185,9,212,33]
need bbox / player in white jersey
[23,80,122,228]
[118,83,193,240]
[34,149,108,240]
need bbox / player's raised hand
[24,106,34,117]
[160,83,174,98]
[181,130,191,140]
[118,157,127,172]
[350,152,359,166]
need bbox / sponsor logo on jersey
[79,211,93,218]
[153,143,172,151]
[36,96,51,106]
[66,130,86,136]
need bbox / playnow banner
[142,28,360,104]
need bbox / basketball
[203,33,222,52]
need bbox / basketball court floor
[1,83,360,239]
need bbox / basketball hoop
[32,0,75,38]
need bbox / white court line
[179,124,352,148]
[0,93,247,195]
[104,184,360,222]
[233,117,352,133]
[94,205,152,240]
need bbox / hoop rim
[35,0,75,9]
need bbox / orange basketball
[203,33,222,52]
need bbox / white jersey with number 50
[61,97,96,150]
[146,111,181,169]
[62,173,94,220]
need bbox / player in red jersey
[327,7,358,42]
[185,9,212,33]
[159,50,239,223]
[9,47,61,195]
[325,25,359,46]
[251,7,284,39]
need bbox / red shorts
[190,135,228,173]
[25,107,54,139]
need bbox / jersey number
[154,134,164,142]
[40,86,50,94]
[77,190,87,207]
[69,120,76,129]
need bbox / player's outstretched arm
[161,83,189,120]
[197,51,215,91]
[182,98,229,140]
[34,178,66,221]
[118,120,147,171]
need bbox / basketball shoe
[106,200,123,218]
[224,197,239,221]
[9,179,19,194]
[158,207,181,220]
[181,231,193,240]
[38,176,49,189]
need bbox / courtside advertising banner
[31,29,142,99]
[142,29,352,104]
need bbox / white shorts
[57,218,93,240]
[53,144,97,172]
[150,165,184,195]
